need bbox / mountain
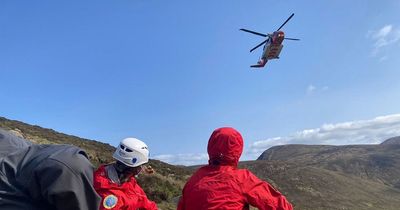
[381,136,400,145]
[0,117,192,210]
[2,116,400,209]
[248,140,400,210]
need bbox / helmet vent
[120,144,133,152]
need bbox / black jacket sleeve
[33,148,101,210]
[0,128,31,158]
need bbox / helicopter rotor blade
[250,39,267,52]
[276,13,294,31]
[284,38,300,41]
[240,29,268,37]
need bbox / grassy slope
[249,141,400,210]
[0,117,192,210]
[2,116,400,210]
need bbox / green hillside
[2,116,400,209]
[250,140,400,209]
[0,116,192,210]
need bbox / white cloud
[153,153,208,166]
[307,85,316,94]
[368,25,400,56]
[247,113,400,159]
[154,113,400,165]
[306,84,328,95]
[373,25,392,40]
[379,56,388,62]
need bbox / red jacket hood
[207,127,243,166]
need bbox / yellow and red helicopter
[241,13,300,68]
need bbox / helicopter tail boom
[250,59,267,68]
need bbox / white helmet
[113,137,149,167]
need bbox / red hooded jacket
[177,127,293,210]
[94,165,158,210]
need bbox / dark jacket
[0,128,101,210]
[178,127,293,210]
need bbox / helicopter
[240,13,300,68]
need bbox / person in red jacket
[177,127,293,210]
[94,137,158,210]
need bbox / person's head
[112,137,149,178]
[207,127,243,167]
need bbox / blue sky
[1,0,400,165]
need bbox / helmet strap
[114,161,142,183]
